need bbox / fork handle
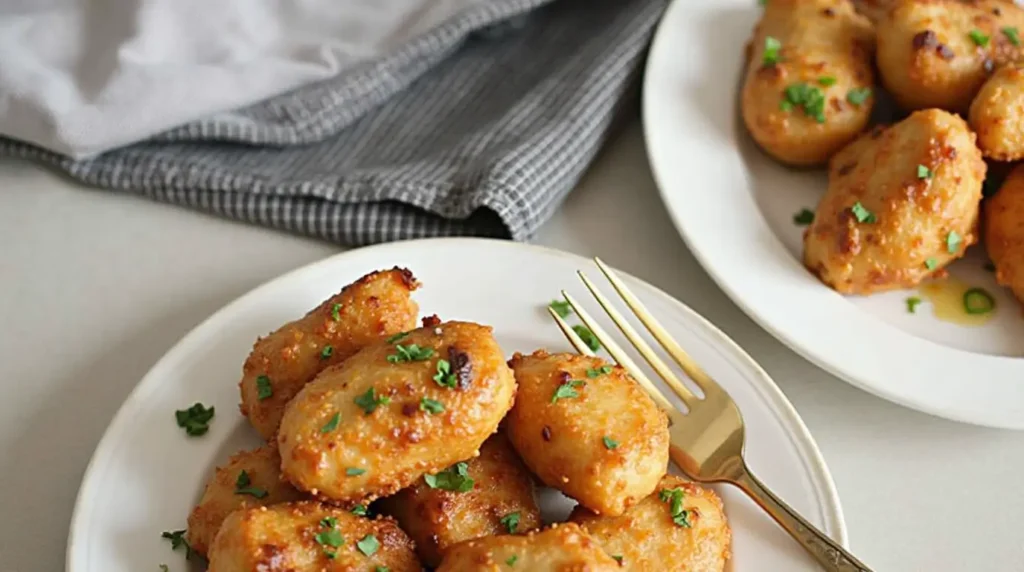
[735,465,873,572]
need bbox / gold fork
[547,258,872,572]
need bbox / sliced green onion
[963,288,995,315]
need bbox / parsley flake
[424,462,474,492]
[161,530,193,560]
[549,299,572,318]
[818,76,837,86]
[572,325,601,351]
[925,258,939,271]
[763,36,782,66]
[321,412,341,433]
[387,343,434,363]
[235,470,268,498]
[846,87,872,106]
[354,388,391,414]
[917,164,932,179]
[551,379,585,403]
[659,487,692,528]
[331,303,342,321]
[174,403,215,437]
[320,345,334,360]
[377,568,390,572]
[386,331,410,344]
[906,296,922,314]
[781,82,826,123]
[947,231,962,254]
[351,504,368,517]
[851,202,876,223]
[612,555,624,564]
[506,555,519,566]
[314,526,344,559]
[1004,27,1021,46]
[420,397,445,414]
[793,208,814,225]
[321,516,338,528]
[969,29,990,47]
[346,467,366,476]
[357,534,380,557]
[256,375,273,401]
[603,436,620,449]
[433,358,458,389]
[500,512,521,534]
[586,365,613,378]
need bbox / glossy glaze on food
[207,501,420,571]
[185,446,305,557]
[436,523,620,571]
[804,109,985,294]
[278,321,516,503]
[970,63,1024,160]
[239,268,420,440]
[876,0,1024,112]
[571,475,731,571]
[506,351,669,517]
[377,432,542,567]
[742,0,875,166]
[985,164,1024,305]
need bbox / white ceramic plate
[67,238,843,571]
[643,0,1024,429]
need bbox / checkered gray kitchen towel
[0,0,667,244]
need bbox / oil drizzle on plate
[919,276,996,327]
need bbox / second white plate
[643,0,1024,429]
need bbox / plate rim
[66,237,847,570]
[641,0,1024,430]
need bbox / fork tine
[555,293,678,413]
[573,273,700,409]
[593,257,718,395]
[546,307,595,357]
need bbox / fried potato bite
[804,109,985,294]
[278,321,516,504]
[436,523,620,572]
[985,164,1024,305]
[377,432,541,567]
[240,267,420,440]
[969,62,1024,160]
[742,0,875,166]
[570,475,731,571]
[186,446,305,557]
[506,351,669,517]
[208,501,420,572]
[876,0,1024,112]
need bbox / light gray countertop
[1,121,1021,571]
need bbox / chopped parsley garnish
[793,208,814,225]
[174,403,215,437]
[612,555,624,564]
[433,358,458,388]
[917,164,932,179]
[321,412,341,433]
[386,331,410,344]
[420,397,445,414]
[969,29,990,47]
[850,202,876,223]
[846,87,872,106]
[500,512,521,534]
[1004,27,1021,46]
[387,343,434,363]
[763,36,782,66]
[321,516,338,528]
[906,296,922,314]
[964,288,996,315]
[376,568,390,572]
[346,467,366,476]
[549,299,572,318]
[586,365,613,378]
[818,76,837,86]
[947,231,962,254]
[354,388,391,414]
[780,83,826,123]
[351,504,368,516]
[572,325,601,351]
[659,487,692,527]
[603,436,620,449]
[235,470,268,498]
[551,379,585,403]
[161,530,193,560]
[256,375,273,401]
[506,555,519,566]
[424,462,474,492]
[160,565,169,572]
[357,534,380,557]
[314,521,344,560]
[925,258,939,270]
[321,345,334,360]
[331,303,342,321]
